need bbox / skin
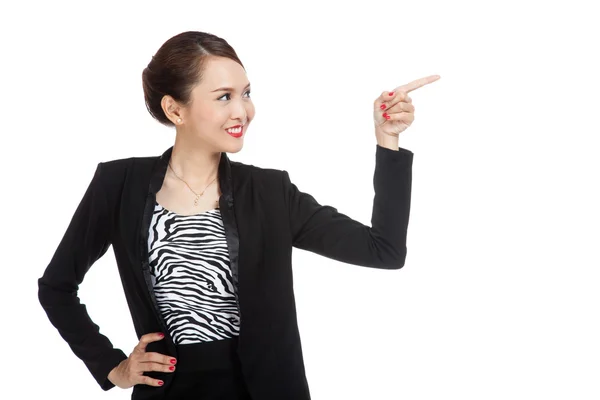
[108,64,440,387]
[109,57,256,386]
[373,74,441,149]
[157,56,256,216]
[108,333,175,388]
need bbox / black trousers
[165,337,252,400]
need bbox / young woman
[38,30,440,400]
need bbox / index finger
[395,75,441,93]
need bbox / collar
[149,146,233,206]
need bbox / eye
[218,90,251,101]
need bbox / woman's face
[177,56,255,152]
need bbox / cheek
[246,103,256,119]
[199,109,227,125]
[192,102,223,122]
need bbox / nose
[232,107,248,125]
[230,117,247,126]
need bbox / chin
[225,144,244,154]
[219,137,244,153]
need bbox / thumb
[135,332,165,353]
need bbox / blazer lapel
[135,146,241,354]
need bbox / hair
[142,31,245,127]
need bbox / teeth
[227,127,242,133]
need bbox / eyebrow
[211,83,251,92]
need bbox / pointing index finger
[396,75,441,93]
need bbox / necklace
[168,162,219,208]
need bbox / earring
[176,118,182,124]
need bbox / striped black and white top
[147,202,240,345]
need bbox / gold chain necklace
[168,162,219,208]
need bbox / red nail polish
[383,112,388,118]
[169,366,175,371]
[158,381,164,385]
[388,92,394,96]
[170,359,176,364]
[158,333,164,337]
[380,104,386,110]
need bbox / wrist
[108,366,118,385]
[375,129,399,151]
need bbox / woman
[37,30,439,400]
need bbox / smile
[226,125,244,138]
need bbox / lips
[226,125,244,137]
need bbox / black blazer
[38,144,413,400]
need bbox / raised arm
[283,75,440,268]
[283,144,413,269]
[37,162,128,391]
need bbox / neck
[169,134,221,188]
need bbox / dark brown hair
[142,31,245,127]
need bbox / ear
[161,95,183,125]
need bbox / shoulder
[94,154,287,188]
[230,159,285,185]
[99,155,157,172]
[94,155,158,191]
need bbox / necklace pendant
[194,195,199,207]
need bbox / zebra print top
[147,201,240,345]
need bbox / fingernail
[158,333,164,337]
[380,104,386,110]
[388,92,394,96]
[169,366,175,371]
[158,381,164,385]
[170,358,177,364]
[384,113,390,120]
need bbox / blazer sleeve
[283,144,413,269]
[37,162,128,391]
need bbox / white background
[1,0,599,399]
